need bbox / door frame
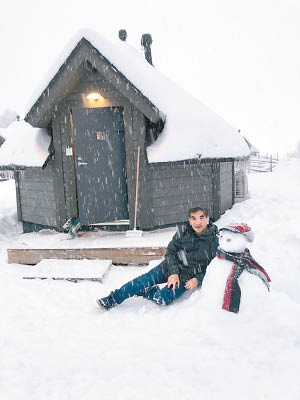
[69,111,80,218]
[70,106,129,225]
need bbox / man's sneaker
[96,294,116,310]
[135,285,160,298]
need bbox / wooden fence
[248,154,279,173]
[0,170,14,180]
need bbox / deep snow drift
[0,121,51,167]
[0,158,300,400]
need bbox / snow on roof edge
[24,28,250,161]
[0,121,51,168]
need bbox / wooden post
[7,247,166,265]
[134,146,141,230]
[270,154,273,172]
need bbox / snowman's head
[219,230,249,252]
[219,223,254,253]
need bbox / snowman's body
[200,229,270,313]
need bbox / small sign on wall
[96,131,105,140]
[66,147,73,156]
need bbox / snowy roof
[243,136,259,155]
[26,29,249,163]
[0,121,51,168]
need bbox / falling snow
[20,29,249,164]
[0,158,300,399]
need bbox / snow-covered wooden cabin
[0,29,249,233]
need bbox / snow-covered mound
[0,107,17,129]
[0,120,50,167]
[0,180,22,246]
[289,138,300,158]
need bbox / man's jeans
[111,262,188,306]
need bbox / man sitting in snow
[96,207,219,310]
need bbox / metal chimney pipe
[119,29,127,41]
[141,33,153,66]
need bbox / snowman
[200,223,271,313]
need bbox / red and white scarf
[217,248,271,313]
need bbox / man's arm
[164,228,185,276]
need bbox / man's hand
[168,274,180,290]
[184,277,199,290]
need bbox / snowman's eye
[226,238,231,242]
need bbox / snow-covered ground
[0,158,300,400]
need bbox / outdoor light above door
[86,92,103,100]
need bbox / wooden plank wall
[149,161,213,226]
[219,161,234,214]
[15,164,57,227]
[7,247,166,265]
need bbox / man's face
[189,210,209,235]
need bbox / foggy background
[1,0,299,155]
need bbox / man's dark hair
[188,207,208,218]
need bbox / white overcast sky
[0,0,299,155]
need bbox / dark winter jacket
[161,221,219,283]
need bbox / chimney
[141,33,153,66]
[119,29,127,41]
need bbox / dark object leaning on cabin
[42,135,55,170]
[162,221,219,283]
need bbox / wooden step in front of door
[7,247,167,266]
